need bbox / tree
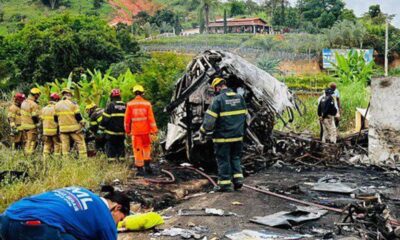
[229,0,246,17]
[199,0,219,33]
[223,9,227,34]
[174,15,182,35]
[133,11,151,25]
[151,9,176,28]
[368,4,381,19]
[324,20,366,48]
[339,9,356,22]
[300,0,344,30]
[0,14,137,87]
[93,0,104,9]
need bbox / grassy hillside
[0,0,113,35]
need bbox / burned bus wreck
[163,50,302,168]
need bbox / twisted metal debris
[163,50,302,165]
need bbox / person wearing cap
[125,85,158,176]
[55,88,87,158]
[86,103,105,152]
[20,88,41,155]
[8,93,26,150]
[318,88,338,144]
[40,93,61,157]
[101,89,126,162]
[329,82,341,128]
[0,186,130,240]
[200,77,247,192]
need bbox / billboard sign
[322,49,374,69]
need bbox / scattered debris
[225,229,312,240]
[153,226,209,239]
[231,201,243,206]
[178,208,237,217]
[250,206,327,228]
[312,176,356,194]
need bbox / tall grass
[0,149,130,212]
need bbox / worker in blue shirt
[0,186,130,240]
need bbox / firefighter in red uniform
[124,85,158,176]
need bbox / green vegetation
[0,0,112,35]
[0,148,129,212]
[0,14,140,89]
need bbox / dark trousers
[0,215,76,240]
[105,135,125,161]
[214,141,244,189]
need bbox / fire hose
[144,169,176,184]
[177,166,218,187]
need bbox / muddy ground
[118,165,400,239]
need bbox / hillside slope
[109,0,161,25]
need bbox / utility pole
[384,19,389,77]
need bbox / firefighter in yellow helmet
[20,88,41,155]
[7,93,26,150]
[40,93,62,157]
[55,88,87,158]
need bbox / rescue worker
[318,88,338,144]
[55,88,87,158]
[200,78,247,192]
[0,186,130,240]
[86,103,105,151]
[101,89,126,162]
[125,85,158,176]
[40,93,61,157]
[7,93,26,150]
[20,88,41,155]
[329,82,341,128]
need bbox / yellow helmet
[85,103,97,111]
[30,88,41,95]
[61,88,73,95]
[132,85,145,93]
[211,78,224,88]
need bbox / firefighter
[7,93,26,150]
[55,88,87,158]
[20,88,41,155]
[86,103,105,151]
[101,89,126,162]
[200,78,247,192]
[40,93,61,157]
[125,85,158,176]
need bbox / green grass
[0,148,130,212]
[0,0,113,35]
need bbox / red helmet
[111,89,121,98]
[14,93,26,102]
[50,93,61,101]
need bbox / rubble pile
[163,50,301,167]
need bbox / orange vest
[125,96,158,135]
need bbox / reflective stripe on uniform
[218,180,232,185]
[59,125,80,132]
[20,110,31,116]
[111,113,125,117]
[213,137,243,143]
[90,121,98,125]
[57,111,75,116]
[104,130,125,136]
[43,129,57,134]
[226,92,237,96]
[8,113,16,118]
[233,173,244,178]
[200,126,206,133]
[41,116,54,120]
[103,112,111,118]
[21,124,36,129]
[131,117,148,122]
[220,109,247,117]
[206,110,218,118]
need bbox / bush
[0,14,140,88]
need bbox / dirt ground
[118,165,400,239]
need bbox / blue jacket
[4,187,117,240]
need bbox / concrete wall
[369,77,400,166]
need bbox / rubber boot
[136,167,145,177]
[144,161,153,175]
[233,182,243,191]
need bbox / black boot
[136,167,145,177]
[144,162,153,175]
[234,182,243,191]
